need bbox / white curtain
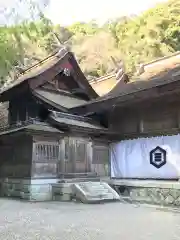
[110,134,180,179]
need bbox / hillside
[0,0,180,86]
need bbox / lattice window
[93,145,109,164]
[34,142,60,162]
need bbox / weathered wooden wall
[91,140,109,177]
[109,99,180,138]
[31,135,109,178]
[9,92,39,125]
[58,136,92,176]
[0,135,32,178]
[31,135,92,178]
[31,135,60,178]
[0,131,109,180]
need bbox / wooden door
[73,138,89,173]
[91,142,109,177]
[63,137,91,175]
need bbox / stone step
[59,177,101,183]
[58,172,98,179]
[71,181,120,203]
[78,186,110,194]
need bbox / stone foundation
[1,178,30,198]
[111,179,180,206]
[0,178,109,202]
[3,178,180,206]
[129,187,180,206]
[0,178,59,201]
[52,183,72,201]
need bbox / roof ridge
[0,51,59,92]
[17,47,69,78]
[0,47,70,96]
[21,51,58,75]
[143,51,180,67]
[89,73,116,84]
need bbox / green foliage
[68,21,99,36]
[1,0,180,85]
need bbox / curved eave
[32,89,69,113]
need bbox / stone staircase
[52,181,120,203]
[71,181,120,203]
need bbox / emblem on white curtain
[150,146,167,169]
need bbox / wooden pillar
[59,138,65,176]
[69,137,76,173]
[138,109,144,133]
[87,140,93,172]
[139,119,144,133]
[177,110,180,129]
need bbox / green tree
[1,0,180,85]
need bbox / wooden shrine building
[0,48,114,200]
[2,48,180,202]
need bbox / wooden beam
[120,127,180,140]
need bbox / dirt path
[0,199,179,240]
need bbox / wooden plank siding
[32,136,93,178]
[109,99,180,138]
[8,92,39,125]
[62,137,91,174]
[31,135,109,178]
[0,132,109,179]
[32,139,60,178]
[0,135,32,178]
[91,142,109,177]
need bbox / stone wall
[112,180,180,206]
[0,178,59,201]
[130,187,180,206]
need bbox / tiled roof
[26,123,63,133]
[49,111,106,131]
[135,51,180,81]
[0,121,63,136]
[0,47,98,101]
[33,88,87,110]
[72,65,180,111]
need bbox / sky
[45,0,168,26]
[0,0,168,26]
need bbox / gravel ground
[0,199,180,240]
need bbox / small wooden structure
[0,48,113,200]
